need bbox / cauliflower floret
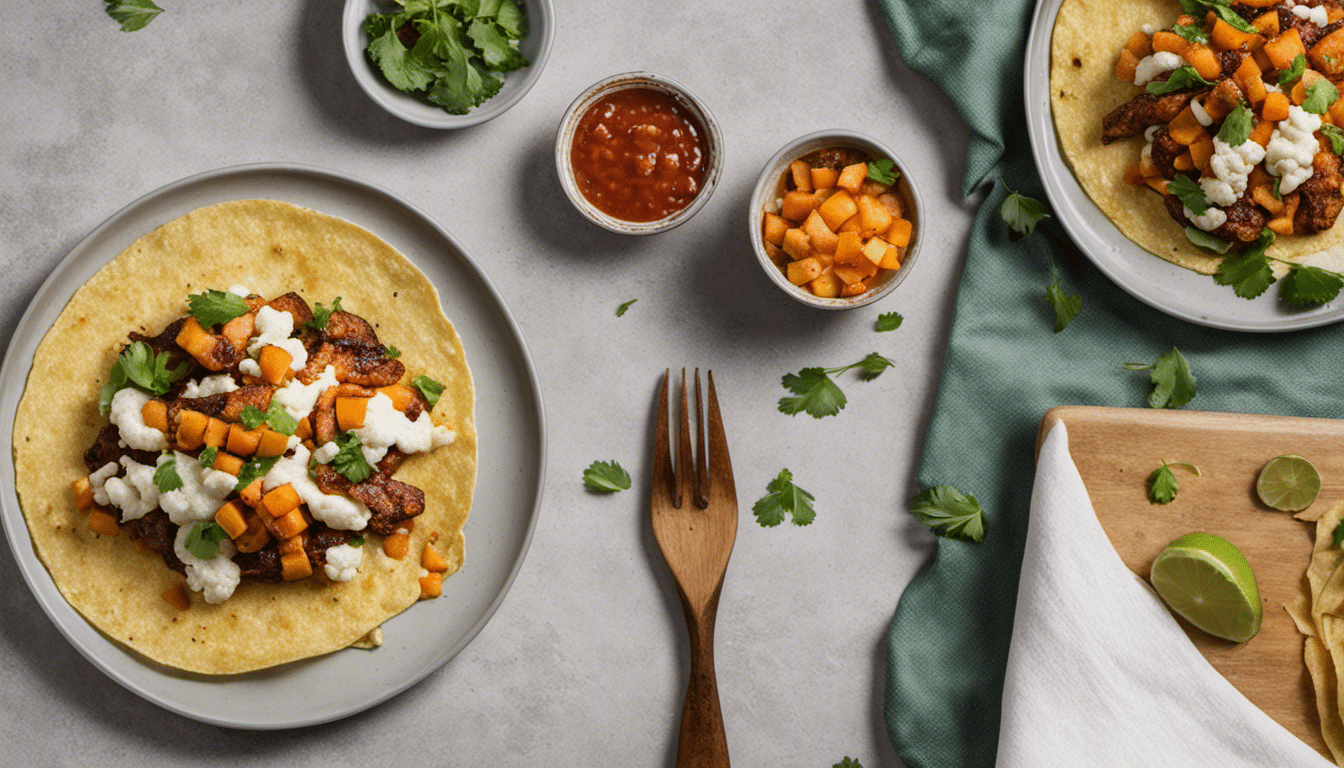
[1265,105,1323,194]
[1133,51,1183,86]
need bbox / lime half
[1256,454,1321,512]
[1149,532,1262,643]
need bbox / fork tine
[694,368,708,508]
[653,369,675,507]
[704,370,736,501]
[675,368,694,510]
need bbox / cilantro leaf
[187,289,250,328]
[616,299,637,316]
[348,533,366,548]
[234,456,280,493]
[1046,277,1083,333]
[197,446,218,469]
[153,459,183,493]
[1123,347,1197,408]
[1172,23,1208,44]
[1184,226,1233,254]
[329,433,372,484]
[1335,521,1344,548]
[99,341,191,415]
[1147,461,1199,504]
[367,27,437,92]
[494,0,527,37]
[854,351,895,379]
[1213,229,1275,299]
[1180,0,1256,33]
[1216,105,1254,147]
[104,0,163,31]
[779,367,845,418]
[876,311,904,332]
[1280,53,1307,87]
[751,468,816,526]
[305,297,343,331]
[467,18,529,69]
[909,485,987,543]
[1000,183,1051,235]
[1323,124,1344,155]
[1168,175,1208,216]
[833,759,864,768]
[1281,263,1344,305]
[1146,66,1214,95]
[265,401,298,436]
[866,158,899,185]
[412,374,445,408]
[239,405,267,430]
[184,521,228,560]
[1305,79,1340,115]
[583,460,631,492]
[385,345,402,359]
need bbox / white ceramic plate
[0,163,546,729]
[1024,0,1344,332]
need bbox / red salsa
[570,87,709,222]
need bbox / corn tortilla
[11,199,477,674]
[1050,0,1344,274]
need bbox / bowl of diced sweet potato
[750,130,921,309]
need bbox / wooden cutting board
[1036,405,1344,759]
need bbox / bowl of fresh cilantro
[750,130,923,309]
[342,0,553,129]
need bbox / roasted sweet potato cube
[88,507,121,537]
[1152,30,1189,55]
[808,268,843,298]
[859,179,890,198]
[762,212,789,246]
[1116,48,1140,83]
[840,281,870,297]
[278,533,307,557]
[257,345,293,385]
[780,190,818,222]
[817,189,858,230]
[383,531,411,559]
[857,194,894,238]
[141,399,168,432]
[335,396,370,432]
[788,160,813,192]
[834,231,865,265]
[1183,43,1223,81]
[786,257,825,286]
[418,572,443,599]
[1252,10,1278,36]
[876,192,904,218]
[202,417,230,448]
[293,416,312,441]
[272,509,309,540]
[262,483,301,518]
[226,423,264,456]
[161,583,190,611]
[72,477,94,511]
[212,452,244,476]
[1209,19,1263,53]
[281,550,313,581]
[234,512,271,553]
[801,210,839,255]
[176,410,209,450]
[1264,27,1306,71]
[887,218,913,248]
[422,543,453,572]
[255,429,290,458]
[836,163,868,194]
[833,261,877,285]
[810,166,839,190]
[879,243,904,270]
[781,228,813,261]
[214,501,249,539]
[861,237,891,267]
[1311,27,1344,76]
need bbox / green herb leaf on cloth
[1123,347,1197,408]
[909,485,987,543]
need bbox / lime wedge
[1149,532,1262,643]
[1256,454,1321,512]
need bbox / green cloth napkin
[875,1,1344,767]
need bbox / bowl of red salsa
[556,72,724,235]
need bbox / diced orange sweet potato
[1116,49,1140,84]
[808,268,843,298]
[176,409,208,450]
[202,417,230,448]
[833,231,864,265]
[780,190,818,222]
[336,396,371,432]
[1210,19,1263,52]
[1125,30,1152,58]
[383,531,411,559]
[422,544,452,572]
[1124,161,1146,185]
[817,189,858,230]
[841,282,869,297]
[1233,55,1268,105]
[1152,30,1189,55]
[1183,43,1223,81]
[419,572,443,599]
[281,550,313,581]
[175,317,223,370]
[212,451,244,476]
[781,227,812,261]
[1263,27,1306,71]
[272,509,309,540]
[257,345,293,385]
[762,212,789,246]
[89,507,121,537]
[1146,176,1171,194]
[833,260,878,285]
[374,384,416,412]
[837,214,863,234]
[141,399,168,432]
[861,237,890,267]
[234,512,271,553]
[239,477,263,508]
[255,429,289,458]
[786,257,825,286]
[294,416,312,441]
[72,477,94,511]
[1262,90,1291,121]
[856,194,894,238]
[879,244,904,270]
[859,179,890,198]
[1311,27,1344,76]
[886,218,913,248]
[278,533,307,557]
[161,583,190,612]
[810,166,839,190]
[1250,118,1275,146]
[226,423,263,456]
[214,501,249,539]
[789,160,813,192]
[876,192,904,217]
[1252,184,1284,214]
[1252,10,1279,36]
[1167,106,1207,145]
[1173,152,1195,172]
[801,210,839,255]
[836,163,868,194]
[1189,136,1215,172]
[261,483,301,518]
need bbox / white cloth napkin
[996,421,1333,768]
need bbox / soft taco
[1051,0,1344,274]
[12,199,477,674]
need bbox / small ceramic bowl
[341,0,554,129]
[555,72,724,235]
[749,130,923,309]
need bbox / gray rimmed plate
[0,163,546,728]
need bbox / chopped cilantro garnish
[1123,347,1197,409]
[385,344,402,359]
[1171,23,1208,44]
[348,534,366,548]
[412,374,446,408]
[1147,460,1200,504]
[1305,79,1340,115]
[1180,0,1256,33]
[875,312,904,332]
[265,401,298,436]
[999,183,1051,235]
[1323,125,1344,155]
[1213,229,1275,299]
[1168,175,1209,216]
[1282,263,1344,305]
[305,297,343,331]
[1183,226,1232,254]
[187,289,250,328]
[234,456,280,493]
[910,485,987,543]
[1146,66,1213,95]
[752,468,816,526]
[1279,54,1306,87]
[197,446,218,469]
[583,460,631,493]
[153,459,183,493]
[184,521,229,560]
[239,405,268,430]
[1046,276,1084,334]
[616,299,637,317]
[99,341,191,415]
[329,433,373,483]
[866,158,900,185]
[777,353,894,418]
[1216,105,1253,146]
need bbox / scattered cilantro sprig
[412,374,445,408]
[999,179,1082,332]
[752,469,815,526]
[1046,277,1084,333]
[1147,460,1201,504]
[833,758,864,768]
[234,456,280,493]
[583,460,631,492]
[1198,227,1344,304]
[866,158,899,186]
[1123,347,1197,408]
[184,521,228,560]
[305,297,343,331]
[187,289,250,328]
[104,0,162,31]
[875,312,903,332]
[777,353,894,418]
[99,341,192,415]
[1279,54,1306,87]
[328,433,373,484]
[616,299,637,317]
[198,446,218,469]
[1178,0,1256,33]
[1146,66,1214,95]
[1305,79,1339,115]
[363,0,530,116]
[153,459,183,493]
[1168,175,1208,216]
[909,485,987,543]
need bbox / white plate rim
[0,162,547,729]
[1023,0,1344,332]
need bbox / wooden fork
[651,368,738,768]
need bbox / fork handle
[677,610,729,768]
